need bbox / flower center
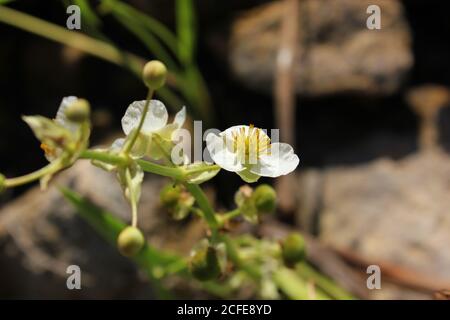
[231,125,271,164]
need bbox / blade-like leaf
[60,187,184,269]
[61,187,231,298]
[100,0,178,54]
[110,8,179,71]
[176,0,196,66]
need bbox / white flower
[22,96,90,189]
[206,125,299,183]
[116,100,186,159]
[23,96,83,162]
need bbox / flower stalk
[122,89,154,154]
[3,158,65,189]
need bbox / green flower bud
[65,99,91,123]
[117,226,145,257]
[234,185,253,207]
[143,60,167,89]
[189,246,221,281]
[281,233,306,265]
[234,185,258,223]
[0,173,6,193]
[252,184,277,214]
[160,184,181,208]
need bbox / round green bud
[0,173,6,193]
[65,99,91,123]
[252,184,277,214]
[160,184,181,208]
[189,246,221,281]
[117,226,145,257]
[142,60,167,89]
[281,233,306,265]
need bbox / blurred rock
[296,149,450,298]
[229,0,413,96]
[0,159,205,299]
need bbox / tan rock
[230,0,413,96]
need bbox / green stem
[273,267,314,300]
[296,262,354,300]
[80,149,129,166]
[4,159,63,188]
[182,185,263,282]
[219,234,261,280]
[123,89,154,154]
[124,168,138,228]
[137,159,185,180]
[184,164,220,176]
[221,208,241,220]
[216,208,241,226]
[184,184,219,236]
[79,149,185,180]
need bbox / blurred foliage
[0,0,213,124]
[61,187,234,299]
[62,186,353,300]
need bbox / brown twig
[406,84,450,152]
[274,0,300,214]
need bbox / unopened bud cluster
[160,184,195,220]
[234,184,277,223]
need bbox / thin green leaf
[100,0,178,54]
[60,187,183,269]
[0,6,191,114]
[178,65,213,123]
[71,0,109,41]
[273,267,330,300]
[296,262,355,300]
[110,8,178,71]
[0,5,144,75]
[73,0,101,28]
[176,0,196,65]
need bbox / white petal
[110,134,148,159]
[147,136,172,160]
[121,100,168,135]
[110,138,125,152]
[173,106,186,128]
[55,96,79,132]
[221,125,248,140]
[156,123,178,141]
[250,143,299,177]
[206,132,244,172]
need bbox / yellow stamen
[40,143,56,158]
[232,125,271,163]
